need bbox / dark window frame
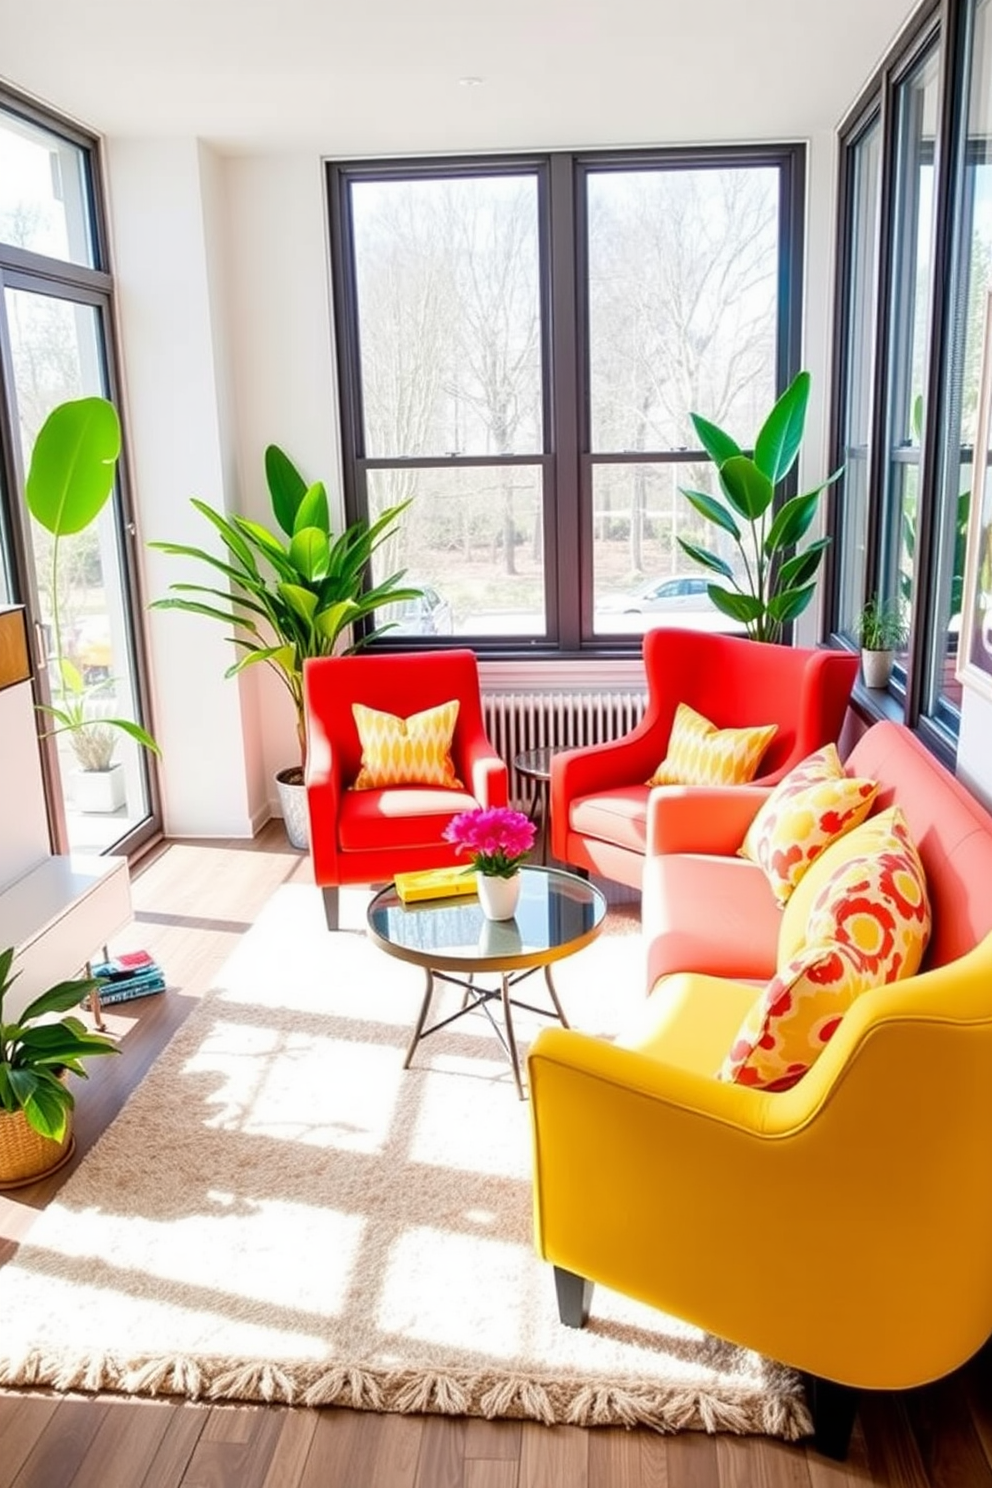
[827,0,982,766]
[326,142,806,659]
[0,84,162,858]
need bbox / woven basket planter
[0,1106,75,1190]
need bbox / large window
[327,147,805,654]
[0,91,159,856]
[830,0,992,756]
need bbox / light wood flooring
[2,823,991,1488]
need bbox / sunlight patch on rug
[0,884,811,1438]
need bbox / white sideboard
[0,606,133,1020]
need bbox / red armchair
[303,649,507,928]
[550,629,859,890]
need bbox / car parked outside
[598,575,712,614]
[389,585,454,636]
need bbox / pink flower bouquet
[443,806,536,878]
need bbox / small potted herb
[0,946,118,1188]
[856,595,905,689]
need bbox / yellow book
[394,867,477,904]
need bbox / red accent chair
[303,649,508,928]
[550,628,859,890]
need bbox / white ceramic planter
[73,764,126,814]
[476,871,521,921]
[861,648,894,689]
[275,767,309,850]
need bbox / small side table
[514,746,566,865]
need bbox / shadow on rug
[0,884,811,1439]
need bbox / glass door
[2,281,156,852]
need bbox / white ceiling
[0,0,915,155]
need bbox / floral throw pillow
[739,744,879,907]
[802,806,931,982]
[718,939,878,1092]
[646,702,777,788]
[351,699,463,790]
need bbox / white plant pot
[275,767,309,850]
[476,871,521,921]
[73,763,126,814]
[861,648,894,689]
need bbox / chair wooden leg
[802,1372,858,1460]
[554,1266,594,1328]
[321,887,340,931]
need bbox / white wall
[106,137,265,837]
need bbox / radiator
[483,689,647,806]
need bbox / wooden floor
[2,824,992,1488]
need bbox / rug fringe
[0,1344,813,1442]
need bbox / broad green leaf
[278,583,319,626]
[754,371,810,484]
[58,658,86,696]
[294,482,330,536]
[676,539,736,581]
[25,397,121,536]
[265,444,308,536]
[777,537,830,589]
[768,582,818,622]
[22,1079,72,1142]
[765,490,822,554]
[314,600,359,643]
[679,488,741,539]
[289,528,330,583]
[719,456,774,520]
[102,717,162,755]
[706,587,765,622]
[18,978,105,1025]
[690,414,742,469]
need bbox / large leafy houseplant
[25,397,160,770]
[148,445,421,770]
[678,371,842,643]
[0,945,117,1149]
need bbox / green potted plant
[0,945,118,1188]
[678,371,842,643]
[25,397,161,804]
[856,594,905,689]
[149,444,422,847]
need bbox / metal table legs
[403,963,569,1099]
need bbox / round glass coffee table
[366,865,606,1098]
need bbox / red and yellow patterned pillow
[647,703,777,788]
[801,806,931,982]
[351,699,463,790]
[718,940,878,1091]
[739,744,879,907]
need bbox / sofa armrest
[646,784,771,856]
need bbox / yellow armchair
[528,932,992,1456]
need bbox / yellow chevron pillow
[351,700,463,790]
[647,702,777,788]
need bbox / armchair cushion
[718,940,878,1091]
[646,702,776,787]
[351,699,462,790]
[739,745,879,907]
[338,784,480,851]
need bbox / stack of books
[89,950,166,1006]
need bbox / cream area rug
[0,884,811,1438]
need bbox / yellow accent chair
[528,721,992,1457]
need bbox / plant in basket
[0,946,118,1186]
